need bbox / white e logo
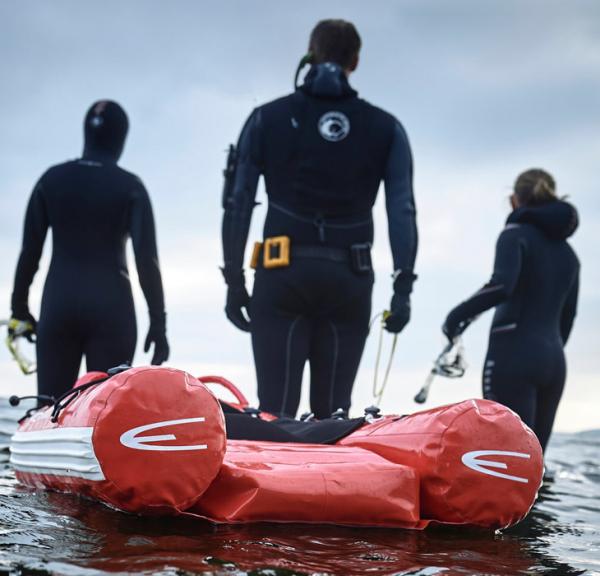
[461,450,531,483]
[119,417,207,452]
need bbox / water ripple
[0,431,598,576]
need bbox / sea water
[0,417,598,575]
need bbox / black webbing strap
[224,411,365,445]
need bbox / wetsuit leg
[309,287,372,419]
[36,309,83,399]
[482,341,536,431]
[84,314,137,372]
[252,260,373,418]
[252,313,310,417]
[533,351,566,452]
[308,319,339,419]
[534,379,565,452]
[251,268,311,417]
[484,335,566,452]
[81,284,137,373]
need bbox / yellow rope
[371,311,397,407]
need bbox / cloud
[0,0,597,431]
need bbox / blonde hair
[514,169,557,206]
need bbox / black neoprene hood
[83,100,129,162]
[507,200,579,241]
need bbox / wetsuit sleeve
[129,180,166,327]
[383,121,418,274]
[11,179,49,316]
[221,108,263,281]
[560,272,579,345]
[444,225,524,338]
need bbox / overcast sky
[0,0,598,431]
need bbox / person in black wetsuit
[10,100,169,399]
[443,169,579,452]
[221,20,418,419]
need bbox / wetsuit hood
[299,62,357,99]
[507,200,579,240]
[83,100,129,163]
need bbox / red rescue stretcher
[10,366,543,529]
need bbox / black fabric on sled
[224,413,300,443]
[224,411,365,444]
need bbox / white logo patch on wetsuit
[318,111,350,142]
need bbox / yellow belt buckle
[263,236,290,269]
[250,242,263,269]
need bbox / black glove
[226,285,251,332]
[222,268,251,332]
[385,294,411,333]
[384,271,416,334]
[144,313,169,365]
[9,309,37,343]
[442,318,455,342]
[442,312,470,343]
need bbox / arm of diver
[221,108,263,278]
[11,179,49,319]
[443,225,525,338]
[560,272,579,345]
[383,121,418,278]
[129,179,166,328]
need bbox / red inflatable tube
[339,399,544,528]
[190,442,425,528]
[11,367,226,514]
[10,368,543,529]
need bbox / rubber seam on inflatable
[360,402,460,438]
[435,402,480,524]
[499,424,543,530]
[90,370,137,510]
[92,367,191,511]
[9,460,104,479]
[436,399,536,527]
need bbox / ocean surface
[0,405,598,576]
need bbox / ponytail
[514,168,557,206]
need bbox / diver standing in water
[10,100,169,399]
[443,169,579,452]
[221,20,418,418]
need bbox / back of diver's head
[513,168,557,207]
[308,19,361,71]
[83,100,129,162]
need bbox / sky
[0,0,598,431]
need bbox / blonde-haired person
[443,169,579,453]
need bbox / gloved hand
[384,271,416,334]
[222,268,251,332]
[9,309,37,343]
[385,293,411,333]
[442,319,455,342]
[442,312,469,343]
[144,313,169,365]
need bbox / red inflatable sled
[10,366,543,529]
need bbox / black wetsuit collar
[81,148,119,164]
[507,200,579,240]
[299,62,357,100]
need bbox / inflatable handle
[197,375,249,408]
